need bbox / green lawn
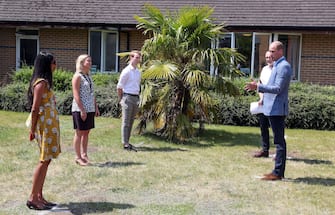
[0,110,334,215]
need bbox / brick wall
[301,33,335,85]
[40,28,88,72]
[2,27,335,86]
[0,28,16,85]
[119,30,148,70]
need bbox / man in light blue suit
[245,41,292,180]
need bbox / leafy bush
[95,83,121,117]
[92,73,119,87]
[0,82,29,111]
[213,95,259,126]
[55,90,73,115]
[287,91,335,129]
[53,69,73,91]
[213,81,335,130]
[1,71,335,131]
[13,66,33,84]
[0,68,121,117]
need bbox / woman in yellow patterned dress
[26,52,61,210]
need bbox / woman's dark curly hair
[27,51,55,109]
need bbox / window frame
[273,33,302,81]
[88,29,119,73]
[215,32,302,81]
[15,28,39,70]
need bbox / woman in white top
[71,54,99,166]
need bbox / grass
[0,110,334,215]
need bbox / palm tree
[134,4,245,142]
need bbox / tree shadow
[292,177,335,186]
[92,161,144,168]
[55,201,135,215]
[194,128,261,147]
[136,146,188,152]
[140,128,261,148]
[289,157,333,165]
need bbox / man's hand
[244,81,258,91]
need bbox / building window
[15,29,39,69]
[235,33,252,76]
[252,33,272,78]
[276,34,301,81]
[89,31,119,73]
[218,32,301,80]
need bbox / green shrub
[55,90,73,115]
[92,73,119,87]
[213,81,335,130]
[95,83,121,117]
[0,82,29,111]
[1,71,335,131]
[53,69,73,91]
[13,66,33,84]
[287,91,335,129]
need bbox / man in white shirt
[117,50,141,151]
[253,51,273,158]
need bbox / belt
[123,93,139,97]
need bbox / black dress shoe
[26,201,52,210]
[253,150,269,158]
[124,143,137,152]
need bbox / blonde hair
[76,54,90,72]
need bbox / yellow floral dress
[33,78,61,161]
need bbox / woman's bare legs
[28,160,51,208]
[73,129,90,165]
[81,130,90,163]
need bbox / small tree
[135,4,245,142]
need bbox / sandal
[75,158,88,166]
[41,198,57,207]
[82,156,90,164]
[44,201,57,207]
[124,143,137,152]
[26,200,51,210]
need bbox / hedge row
[1,69,335,130]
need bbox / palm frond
[183,69,209,87]
[142,61,179,81]
[134,4,166,34]
[190,88,215,107]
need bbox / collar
[274,56,285,67]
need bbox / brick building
[1,0,335,85]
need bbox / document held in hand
[250,102,263,115]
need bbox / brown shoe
[261,173,282,181]
[253,150,269,158]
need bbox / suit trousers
[257,113,270,152]
[120,94,139,144]
[268,115,287,178]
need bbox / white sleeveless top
[71,72,95,113]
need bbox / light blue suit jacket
[258,56,292,116]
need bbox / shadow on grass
[57,201,135,215]
[289,157,333,165]
[93,161,144,168]
[292,177,335,186]
[193,128,261,147]
[136,146,188,152]
[140,128,261,148]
